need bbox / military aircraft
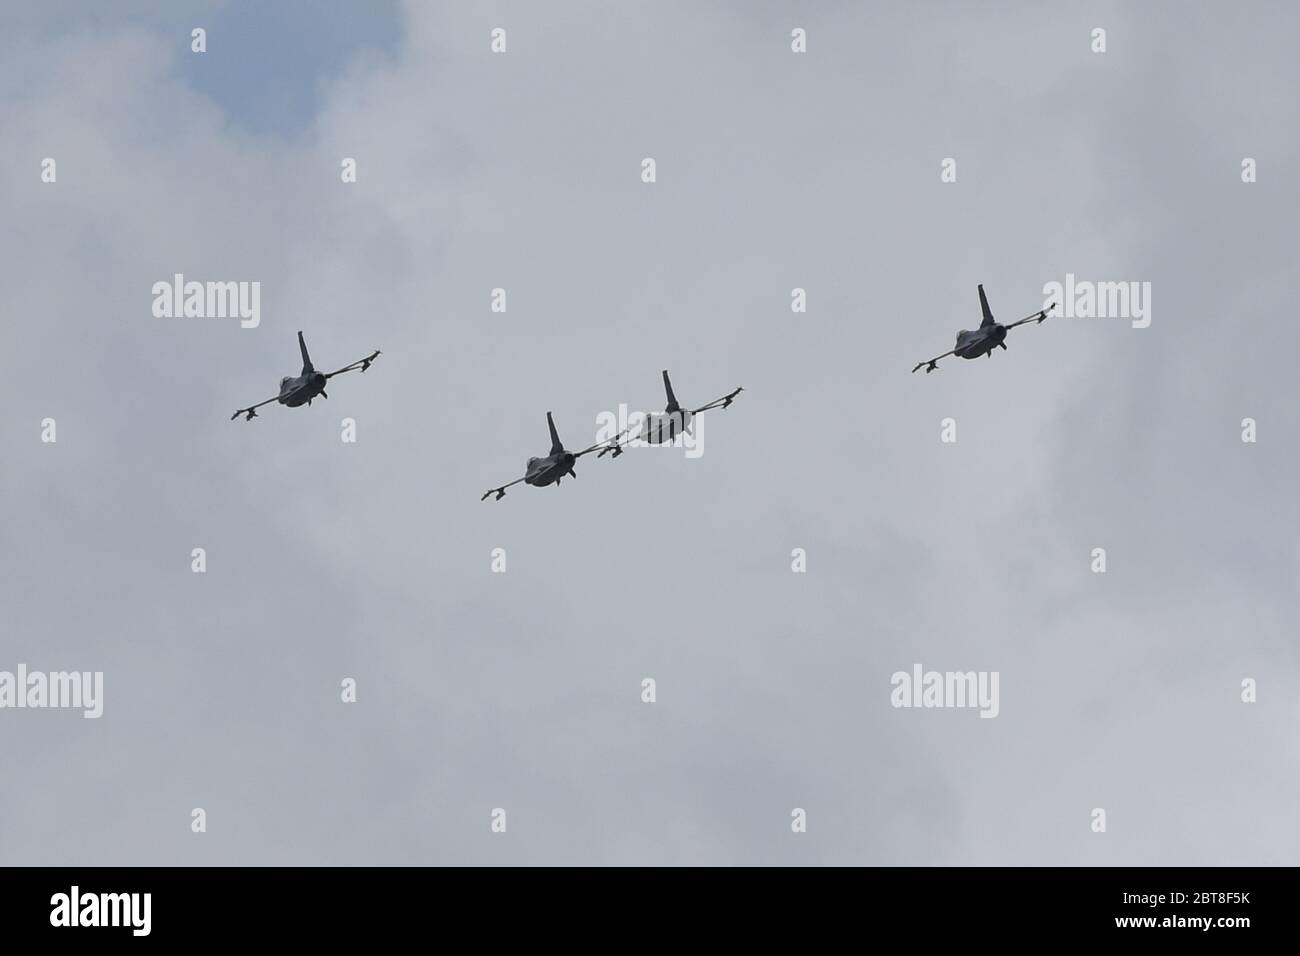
[480,412,621,501]
[230,331,381,420]
[911,286,1055,374]
[596,370,743,458]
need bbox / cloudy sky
[1,0,1296,865]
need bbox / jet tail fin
[547,411,564,454]
[298,331,314,373]
[662,369,680,412]
[978,285,996,328]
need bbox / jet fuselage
[639,409,694,444]
[278,372,328,407]
[954,324,1007,359]
[524,451,577,487]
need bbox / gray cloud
[0,0,1295,865]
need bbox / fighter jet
[596,370,743,458]
[911,286,1055,374]
[230,331,380,420]
[480,412,620,501]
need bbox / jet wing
[689,386,744,415]
[911,349,956,374]
[230,395,281,421]
[325,350,382,379]
[1005,303,1056,329]
[480,475,528,502]
[573,426,638,461]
